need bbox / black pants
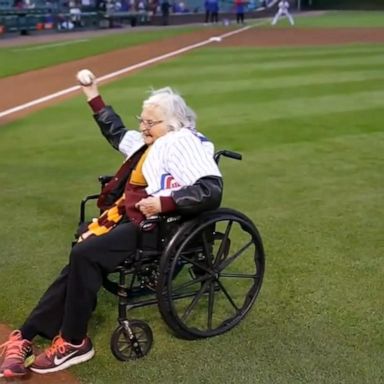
[236,12,244,23]
[21,222,139,342]
[205,10,210,23]
[211,12,218,23]
[162,12,169,25]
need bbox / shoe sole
[2,369,29,378]
[0,354,35,378]
[30,348,95,374]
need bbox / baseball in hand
[76,69,95,86]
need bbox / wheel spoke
[214,220,233,265]
[207,280,215,330]
[117,342,131,353]
[134,333,148,343]
[220,272,257,279]
[135,330,144,338]
[180,254,212,274]
[172,273,211,293]
[181,281,208,322]
[216,279,240,312]
[218,239,253,271]
[202,231,213,267]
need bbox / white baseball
[77,69,95,86]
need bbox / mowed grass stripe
[170,44,384,65]
[178,70,384,95]
[222,130,384,223]
[194,79,384,104]
[204,108,384,152]
[79,79,384,139]
[197,89,384,123]
[151,52,384,78]
[297,10,384,27]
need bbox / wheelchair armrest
[139,216,161,231]
[214,150,242,164]
[139,214,182,231]
[98,175,113,186]
[79,193,100,225]
[79,175,112,225]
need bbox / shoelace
[0,332,29,360]
[46,336,69,358]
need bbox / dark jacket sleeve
[171,176,223,216]
[93,106,127,150]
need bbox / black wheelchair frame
[78,150,265,361]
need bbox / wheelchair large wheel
[157,208,265,340]
[110,320,153,361]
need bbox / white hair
[143,87,197,132]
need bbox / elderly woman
[0,71,223,377]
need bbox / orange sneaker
[30,335,94,374]
[0,330,34,378]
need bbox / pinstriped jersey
[118,128,222,197]
[278,0,290,11]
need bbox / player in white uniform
[271,0,295,26]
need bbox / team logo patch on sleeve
[161,173,181,189]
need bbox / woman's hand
[136,197,162,218]
[76,69,99,101]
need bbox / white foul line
[12,39,90,52]
[0,25,251,120]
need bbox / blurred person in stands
[13,0,26,8]
[148,0,158,15]
[234,0,246,24]
[204,0,218,23]
[210,0,219,22]
[161,0,170,24]
[204,0,210,23]
[69,0,83,27]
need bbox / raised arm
[77,69,129,151]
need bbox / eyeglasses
[136,115,164,129]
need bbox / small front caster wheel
[110,320,153,361]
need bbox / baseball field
[0,10,383,384]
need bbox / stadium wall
[302,0,384,11]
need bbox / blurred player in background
[271,0,294,26]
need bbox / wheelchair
[78,150,265,361]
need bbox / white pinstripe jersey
[118,128,222,197]
[278,1,290,11]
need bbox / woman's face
[138,104,168,145]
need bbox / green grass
[260,10,384,28]
[0,26,202,78]
[1,11,384,384]
[296,10,384,28]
